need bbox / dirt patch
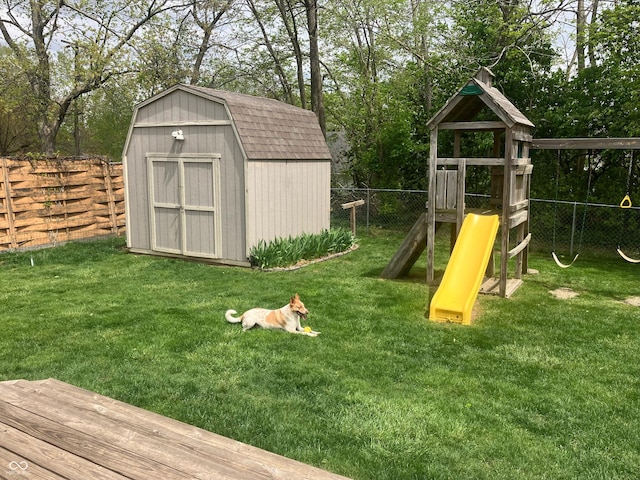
[623,296,640,307]
[549,287,579,300]
[472,301,483,322]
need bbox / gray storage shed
[123,84,331,266]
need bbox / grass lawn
[1,232,639,479]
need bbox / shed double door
[148,154,222,259]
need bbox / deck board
[0,379,351,480]
[0,443,67,480]
[0,424,125,480]
[20,379,302,477]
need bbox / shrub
[249,229,355,269]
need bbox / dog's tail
[225,309,242,323]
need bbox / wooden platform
[479,277,523,298]
[0,378,350,480]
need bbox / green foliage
[0,47,39,154]
[132,19,191,97]
[324,0,559,190]
[249,229,355,269]
[589,0,640,137]
[2,0,637,203]
[527,1,640,204]
[83,79,141,160]
[328,60,433,190]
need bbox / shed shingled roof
[186,85,331,161]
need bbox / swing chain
[616,150,640,263]
[625,151,634,194]
[551,150,592,268]
[620,151,634,208]
[551,150,561,252]
[578,150,593,246]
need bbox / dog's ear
[290,294,300,304]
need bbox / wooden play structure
[531,137,640,264]
[382,67,533,298]
[382,68,640,318]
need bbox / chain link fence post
[366,187,371,234]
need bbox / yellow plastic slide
[429,213,500,325]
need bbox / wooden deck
[0,378,350,480]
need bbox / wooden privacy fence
[0,158,125,251]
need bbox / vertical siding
[220,128,246,262]
[245,160,330,249]
[124,89,246,262]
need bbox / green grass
[1,234,639,479]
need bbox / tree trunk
[189,1,235,85]
[305,0,325,136]
[247,0,294,103]
[410,0,432,113]
[587,0,599,68]
[28,0,57,154]
[274,0,306,109]
[191,28,212,85]
[576,0,586,71]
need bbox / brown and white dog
[225,294,320,336]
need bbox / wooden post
[522,165,531,274]
[453,131,465,237]
[456,158,466,236]
[341,199,364,235]
[427,127,438,284]
[515,223,524,278]
[102,161,119,234]
[1,158,17,248]
[500,129,514,298]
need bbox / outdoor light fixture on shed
[171,130,184,140]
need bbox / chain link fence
[331,188,640,259]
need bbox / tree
[0,47,38,154]
[321,0,429,188]
[565,0,601,76]
[188,0,237,85]
[321,0,561,188]
[304,0,325,134]
[243,0,295,102]
[82,77,141,160]
[270,0,306,107]
[0,0,185,155]
[590,0,640,137]
[132,16,191,97]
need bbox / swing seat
[617,248,640,264]
[552,251,579,268]
[620,195,632,208]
